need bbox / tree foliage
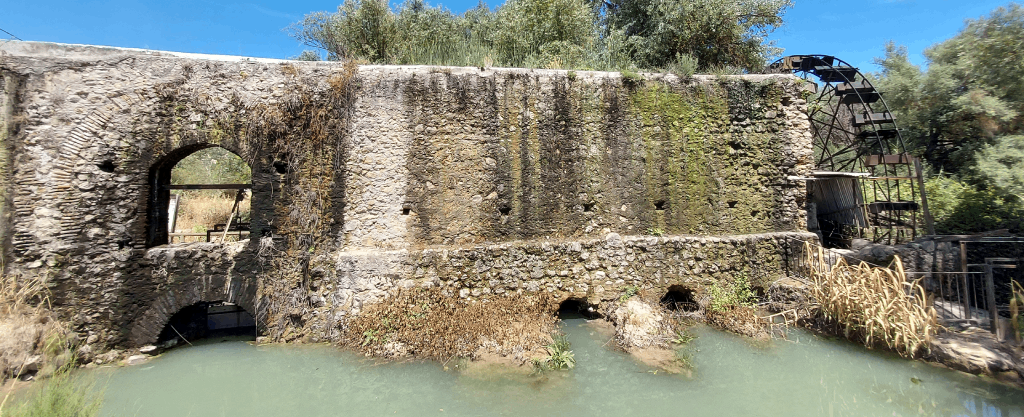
[171,147,251,188]
[875,4,1024,175]
[874,4,1024,233]
[599,0,791,71]
[974,134,1024,199]
[288,0,790,71]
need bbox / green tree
[171,147,252,187]
[873,4,1024,234]
[875,4,1024,175]
[974,134,1024,199]
[394,0,494,66]
[288,0,790,71]
[492,0,598,68]
[598,0,792,71]
[289,0,398,62]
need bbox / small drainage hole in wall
[97,160,117,173]
[727,201,738,208]
[654,200,667,211]
[583,202,595,212]
[558,298,600,319]
[499,206,511,216]
[661,286,698,312]
[273,160,289,174]
[402,207,411,215]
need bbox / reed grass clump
[0,274,48,318]
[0,361,102,417]
[533,334,575,371]
[344,288,558,362]
[803,242,938,357]
[1,274,95,417]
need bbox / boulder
[929,331,1022,377]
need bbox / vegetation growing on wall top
[288,0,792,72]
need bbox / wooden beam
[165,184,250,190]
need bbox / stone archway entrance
[127,271,260,347]
[158,301,257,346]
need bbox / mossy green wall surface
[398,71,810,246]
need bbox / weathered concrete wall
[0,41,814,350]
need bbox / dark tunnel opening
[157,301,257,347]
[660,286,698,312]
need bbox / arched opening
[157,301,257,346]
[148,145,252,247]
[557,298,600,319]
[661,285,698,312]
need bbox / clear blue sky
[0,0,1016,72]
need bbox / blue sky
[0,0,1015,72]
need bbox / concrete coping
[0,40,800,83]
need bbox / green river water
[81,318,1023,417]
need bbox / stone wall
[0,41,815,350]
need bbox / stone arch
[127,272,260,347]
[146,143,252,247]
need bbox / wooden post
[985,263,999,337]
[961,241,971,320]
[914,158,936,236]
[220,189,245,243]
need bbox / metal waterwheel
[767,55,933,246]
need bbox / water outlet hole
[661,286,698,312]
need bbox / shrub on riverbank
[0,274,97,417]
[0,363,102,417]
[343,288,558,363]
[0,274,75,384]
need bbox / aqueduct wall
[0,41,815,351]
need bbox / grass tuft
[0,362,102,417]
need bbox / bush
[707,274,756,313]
[925,175,1024,234]
[535,334,575,370]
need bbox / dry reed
[804,242,938,357]
[344,288,558,363]
[0,274,48,317]
[172,192,250,241]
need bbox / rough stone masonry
[0,41,815,353]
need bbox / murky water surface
[84,319,1023,417]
